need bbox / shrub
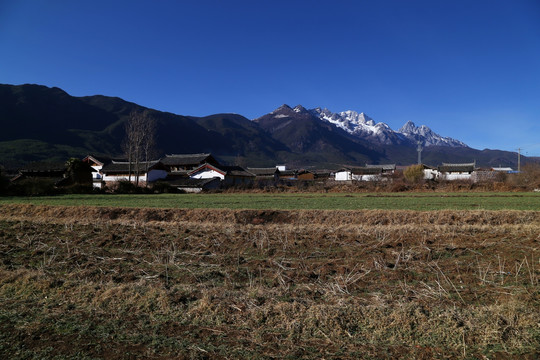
[111,180,141,194]
[152,181,177,194]
[403,164,424,183]
[0,170,9,195]
[8,178,57,196]
[515,163,540,189]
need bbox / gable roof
[189,163,255,178]
[82,155,110,167]
[188,163,226,177]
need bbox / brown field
[1,204,539,359]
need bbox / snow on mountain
[261,105,467,148]
[397,120,467,147]
[309,107,467,147]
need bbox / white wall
[102,169,167,184]
[439,173,472,181]
[423,169,439,180]
[335,171,351,181]
[190,168,225,180]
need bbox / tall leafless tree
[122,110,157,186]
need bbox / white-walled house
[335,164,395,181]
[100,160,168,186]
[82,155,107,188]
[188,163,255,187]
[422,164,439,180]
[437,163,475,181]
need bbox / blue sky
[1,0,539,155]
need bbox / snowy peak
[309,108,404,145]
[398,120,417,134]
[397,120,467,147]
[261,104,468,148]
[310,108,385,136]
[293,105,308,113]
[309,106,466,147]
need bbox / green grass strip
[1,192,540,211]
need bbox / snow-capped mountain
[309,107,404,145]
[397,120,467,147]
[308,107,467,148]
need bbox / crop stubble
[0,204,538,359]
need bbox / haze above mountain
[0,84,527,170]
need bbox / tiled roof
[160,153,215,166]
[438,163,475,173]
[20,162,67,173]
[221,165,255,177]
[365,164,396,171]
[101,160,162,174]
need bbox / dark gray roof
[220,165,255,177]
[101,160,163,174]
[352,167,383,175]
[438,163,475,173]
[20,162,67,173]
[365,164,396,171]
[160,153,216,166]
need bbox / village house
[100,160,168,187]
[335,164,395,181]
[297,169,315,181]
[188,163,255,187]
[160,153,220,174]
[82,155,110,188]
[247,167,281,182]
[365,164,396,175]
[11,162,68,185]
[11,160,93,188]
[163,177,221,193]
[437,163,476,181]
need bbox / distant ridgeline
[0,83,529,170]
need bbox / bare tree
[123,110,157,186]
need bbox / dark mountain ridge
[0,84,530,170]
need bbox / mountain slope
[253,105,381,166]
[0,84,279,167]
[0,83,530,169]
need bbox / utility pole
[417,141,423,165]
[517,148,521,172]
